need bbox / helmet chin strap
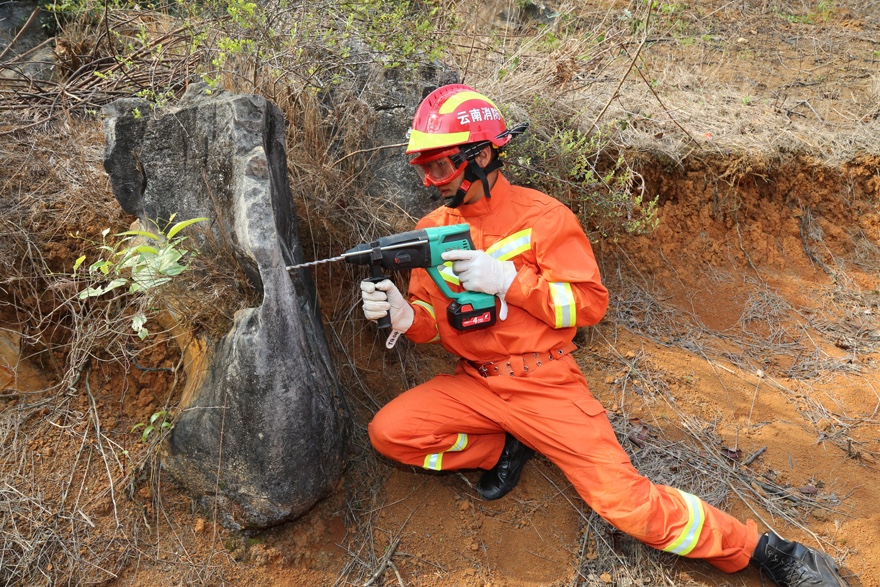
[445,158,503,209]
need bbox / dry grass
[449,0,880,168]
[0,112,228,585]
[1,9,199,135]
[2,0,879,585]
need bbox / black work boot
[752,532,847,587]
[477,433,534,501]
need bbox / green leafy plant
[771,1,834,24]
[132,410,172,442]
[507,118,659,239]
[197,0,449,96]
[73,215,207,339]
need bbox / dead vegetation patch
[2,0,880,585]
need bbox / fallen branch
[1,37,53,65]
[0,7,41,62]
[331,141,408,168]
[743,446,767,466]
[363,537,401,587]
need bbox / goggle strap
[464,158,502,199]
[452,141,492,166]
[495,122,529,141]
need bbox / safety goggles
[409,147,467,187]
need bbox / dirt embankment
[4,140,879,587]
[3,1,880,586]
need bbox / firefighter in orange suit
[361,84,846,587]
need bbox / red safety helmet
[406,84,511,159]
[406,84,526,206]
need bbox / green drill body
[343,224,497,331]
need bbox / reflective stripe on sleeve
[487,228,532,261]
[661,489,706,556]
[438,262,460,286]
[412,299,436,317]
[549,282,576,328]
[423,433,469,471]
[412,300,440,342]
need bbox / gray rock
[326,57,460,219]
[498,1,559,28]
[0,0,55,81]
[102,83,346,529]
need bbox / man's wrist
[392,303,415,333]
[499,261,517,297]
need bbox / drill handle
[367,264,392,330]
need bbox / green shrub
[506,119,658,239]
[73,216,206,339]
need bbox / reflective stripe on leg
[662,489,706,556]
[423,433,469,471]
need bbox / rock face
[335,60,460,219]
[103,83,346,529]
[0,1,55,81]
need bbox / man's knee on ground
[367,410,407,457]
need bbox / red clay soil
[3,2,880,585]
[4,149,880,587]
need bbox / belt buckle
[479,361,493,378]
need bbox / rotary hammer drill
[288,223,496,332]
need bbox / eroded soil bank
[4,147,878,587]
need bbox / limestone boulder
[103,83,346,529]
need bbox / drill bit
[285,239,425,272]
[285,255,347,271]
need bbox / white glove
[360,279,414,333]
[441,250,517,321]
[441,250,516,296]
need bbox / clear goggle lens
[410,148,466,187]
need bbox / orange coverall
[368,173,759,572]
